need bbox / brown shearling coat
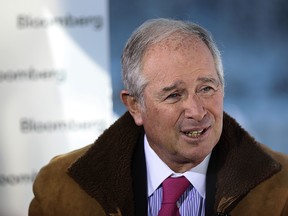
[29,112,288,216]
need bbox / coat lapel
[213,113,281,213]
[68,112,143,216]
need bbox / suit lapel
[131,132,148,216]
[205,142,221,216]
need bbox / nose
[183,94,207,121]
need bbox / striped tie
[158,176,190,216]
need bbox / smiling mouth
[183,128,207,138]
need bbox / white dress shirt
[144,135,211,216]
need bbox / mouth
[182,128,208,138]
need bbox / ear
[120,90,143,126]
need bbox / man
[29,18,288,216]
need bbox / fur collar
[68,112,281,214]
[214,113,281,212]
[68,112,141,215]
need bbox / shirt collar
[144,134,211,198]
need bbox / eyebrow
[155,80,184,99]
[157,76,220,97]
[161,80,184,93]
[197,77,220,86]
[161,77,219,92]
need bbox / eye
[202,86,214,92]
[164,92,182,103]
[167,92,181,98]
[197,86,216,96]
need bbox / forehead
[141,34,216,82]
[145,33,204,56]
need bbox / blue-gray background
[109,0,288,154]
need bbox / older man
[29,18,288,216]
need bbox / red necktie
[158,176,190,216]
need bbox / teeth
[186,130,204,137]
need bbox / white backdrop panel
[0,0,112,215]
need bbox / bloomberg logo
[20,118,106,133]
[0,67,66,84]
[0,171,37,186]
[17,14,103,31]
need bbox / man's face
[134,36,224,172]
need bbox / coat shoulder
[29,144,106,216]
[231,145,288,216]
[48,144,92,170]
[261,144,288,168]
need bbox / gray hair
[121,18,224,105]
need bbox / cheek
[144,103,178,129]
[215,95,224,116]
[209,94,224,134]
[206,92,224,113]
[143,92,184,127]
[145,107,164,124]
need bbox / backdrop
[0,0,112,215]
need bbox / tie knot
[162,176,190,204]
